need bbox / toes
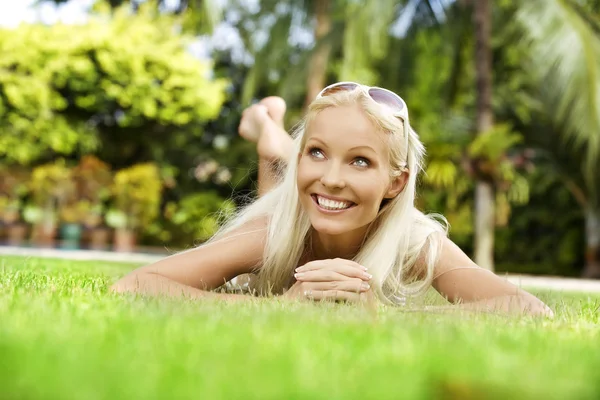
[259,96,286,127]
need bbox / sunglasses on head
[316,82,410,168]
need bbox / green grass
[1,255,600,400]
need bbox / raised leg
[238,97,294,196]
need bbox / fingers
[295,258,371,281]
[304,289,365,303]
[298,258,367,272]
[298,280,369,303]
[290,258,374,303]
[295,268,371,282]
[309,279,369,293]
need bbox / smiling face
[297,104,406,238]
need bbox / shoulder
[434,236,478,274]
[211,216,270,269]
[182,214,271,278]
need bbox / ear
[384,171,409,199]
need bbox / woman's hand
[283,258,373,302]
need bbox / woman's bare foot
[238,104,269,143]
[238,97,293,162]
[259,96,286,130]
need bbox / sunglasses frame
[316,81,410,169]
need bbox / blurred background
[0,0,598,279]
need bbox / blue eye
[353,157,370,168]
[308,147,325,159]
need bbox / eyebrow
[306,138,377,154]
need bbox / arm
[429,237,554,317]
[110,218,267,301]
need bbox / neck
[310,228,367,261]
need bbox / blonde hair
[208,88,447,305]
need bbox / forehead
[305,105,388,150]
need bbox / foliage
[495,166,586,276]
[110,163,163,232]
[29,159,75,208]
[0,5,227,165]
[0,165,30,223]
[42,0,224,34]
[516,0,600,182]
[3,0,600,274]
[165,191,236,243]
[72,156,113,204]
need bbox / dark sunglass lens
[321,83,359,97]
[368,88,405,111]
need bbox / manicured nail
[362,266,368,271]
[361,282,370,290]
[364,272,373,279]
[294,273,304,279]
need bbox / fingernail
[294,273,304,279]
[364,272,372,279]
[362,282,370,290]
[362,266,368,271]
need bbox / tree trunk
[304,0,332,109]
[582,207,600,278]
[473,0,495,271]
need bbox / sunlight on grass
[1,255,599,399]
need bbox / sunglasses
[316,82,410,168]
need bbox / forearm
[110,272,253,302]
[427,294,554,317]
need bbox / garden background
[1,0,599,279]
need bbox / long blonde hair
[208,88,447,305]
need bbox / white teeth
[316,195,353,210]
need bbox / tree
[304,0,332,107]
[236,0,439,107]
[39,0,223,33]
[0,6,227,166]
[516,0,600,276]
[472,0,496,271]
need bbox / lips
[311,194,356,211]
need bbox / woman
[111,82,553,316]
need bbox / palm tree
[516,0,600,276]
[236,0,438,106]
[428,0,600,273]
[471,0,495,270]
[222,0,600,275]
[304,0,332,107]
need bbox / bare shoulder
[433,236,478,275]
[129,216,269,290]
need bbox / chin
[309,218,354,236]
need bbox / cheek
[357,175,390,203]
[296,158,313,190]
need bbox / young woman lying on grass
[112,82,553,317]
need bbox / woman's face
[297,104,405,237]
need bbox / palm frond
[339,0,398,83]
[516,0,600,177]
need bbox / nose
[319,161,346,189]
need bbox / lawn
[1,255,599,400]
